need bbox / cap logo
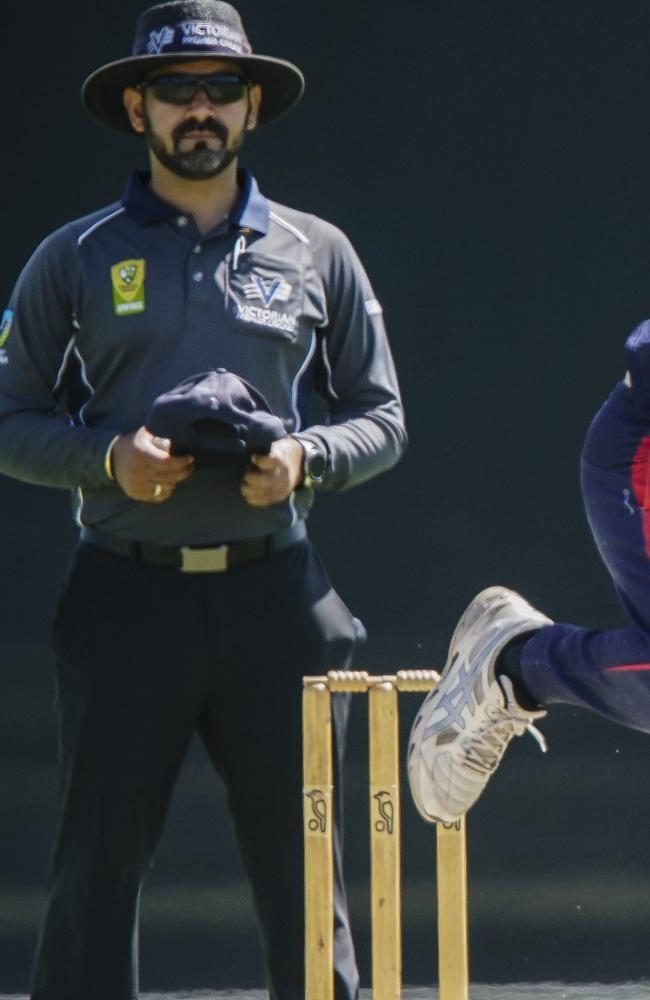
[179,20,250,53]
[146,26,175,54]
[141,21,251,56]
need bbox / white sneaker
[407,586,553,824]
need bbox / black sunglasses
[140,72,250,106]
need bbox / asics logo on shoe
[422,632,504,741]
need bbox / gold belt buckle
[180,545,228,573]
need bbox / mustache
[172,118,229,144]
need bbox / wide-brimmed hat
[82,0,305,134]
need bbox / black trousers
[31,537,360,1000]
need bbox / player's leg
[409,371,650,824]
[505,342,650,724]
[31,544,206,1000]
[197,539,360,1000]
[508,455,650,728]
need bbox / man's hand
[241,437,304,508]
[112,427,194,503]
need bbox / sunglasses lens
[207,81,248,103]
[149,78,195,103]
[148,75,248,105]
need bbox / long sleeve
[0,227,115,489]
[294,222,407,491]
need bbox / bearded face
[142,103,251,181]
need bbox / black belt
[79,522,306,573]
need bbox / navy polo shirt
[0,169,405,544]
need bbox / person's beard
[143,107,249,180]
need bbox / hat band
[135,20,253,58]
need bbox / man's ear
[246,85,262,131]
[123,87,146,134]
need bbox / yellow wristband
[104,435,120,482]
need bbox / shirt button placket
[187,239,209,314]
[192,243,204,282]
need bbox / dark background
[3,0,650,991]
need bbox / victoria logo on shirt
[235,273,296,334]
[242,274,292,309]
[111,260,146,316]
[218,260,300,337]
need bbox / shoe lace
[461,703,547,776]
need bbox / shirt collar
[231,170,269,234]
[122,167,269,235]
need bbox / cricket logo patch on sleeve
[0,309,13,347]
[0,309,13,364]
[111,259,146,316]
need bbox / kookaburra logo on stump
[373,789,394,835]
[306,789,328,833]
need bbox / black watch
[300,441,327,489]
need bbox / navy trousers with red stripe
[520,322,650,732]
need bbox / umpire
[0,3,406,999]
